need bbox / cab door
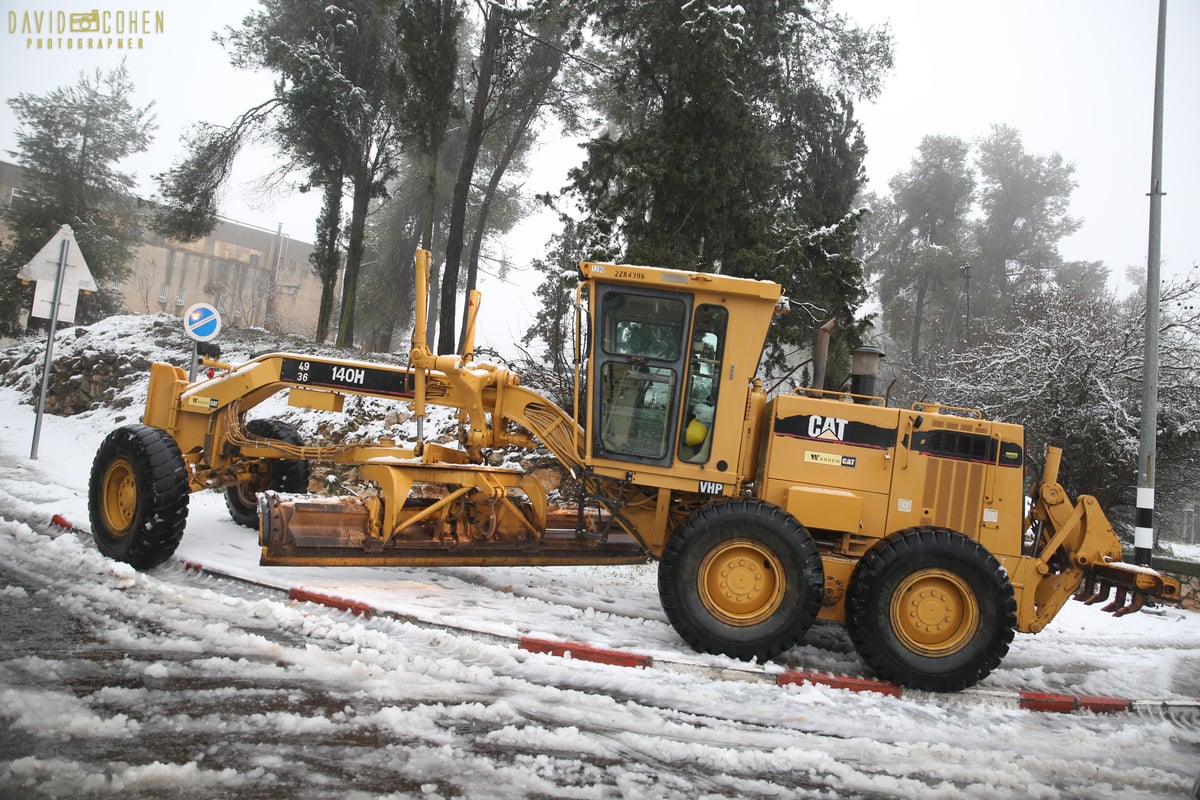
[591,285,691,466]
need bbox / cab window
[678,305,727,463]
[595,290,688,461]
[602,294,685,360]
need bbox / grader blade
[258,492,649,568]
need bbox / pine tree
[910,273,1200,523]
[973,124,1080,324]
[443,0,583,354]
[865,135,975,362]
[566,0,892,375]
[1,63,155,328]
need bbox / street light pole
[1135,0,1167,567]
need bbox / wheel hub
[698,539,785,626]
[101,459,137,537]
[891,568,979,656]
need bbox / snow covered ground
[2,321,1200,798]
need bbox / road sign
[20,224,97,324]
[27,225,99,458]
[183,303,222,342]
[18,224,96,289]
[31,277,81,323]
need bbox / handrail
[910,401,984,420]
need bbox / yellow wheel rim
[698,538,785,626]
[890,568,979,656]
[100,458,138,537]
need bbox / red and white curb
[48,515,1200,716]
[517,638,1190,715]
[202,566,1200,716]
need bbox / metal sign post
[22,226,96,460]
[30,237,71,459]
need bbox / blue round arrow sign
[183,302,222,342]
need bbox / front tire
[846,527,1017,691]
[225,418,309,528]
[658,499,824,662]
[88,424,190,570]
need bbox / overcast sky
[1,0,1196,302]
[850,0,1199,283]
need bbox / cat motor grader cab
[89,249,1181,691]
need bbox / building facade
[130,223,324,338]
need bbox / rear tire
[846,527,1016,691]
[225,418,309,528]
[658,499,824,662]
[88,424,189,570]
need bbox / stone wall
[1156,557,1200,612]
[14,349,148,416]
[0,321,186,417]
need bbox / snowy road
[2,387,1200,798]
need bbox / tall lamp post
[1135,0,1167,567]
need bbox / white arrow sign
[18,224,97,289]
[19,224,97,324]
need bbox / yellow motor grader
[89,250,1180,691]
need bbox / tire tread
[88,424,189,570]
[846,526,1017,691]
[659,498,824,662]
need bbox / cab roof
[579,261,783,303]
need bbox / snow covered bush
[908,273,1200,545]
